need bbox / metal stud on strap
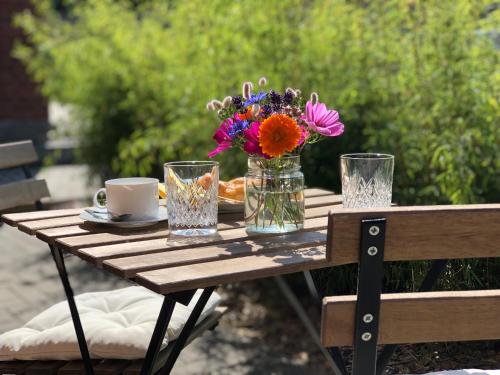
[352,217,386,375]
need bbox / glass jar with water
[244,155,305,234]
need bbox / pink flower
[298,126,308,145]
[208,118,233,157]
[243,121,267,157]
[304,101,344,137]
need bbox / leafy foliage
[14,0,500,290]
[14,0,499,204]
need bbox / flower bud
[222,96,233,108]
[206,102,215,111]
[295,89,301,96]
[258,77,267,87]
[212,100,223,109]
[310,92,319,104]
[286,87,298,97]
[242,82,252,99]
[251,104,260,116]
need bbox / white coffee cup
[93,177,159,220]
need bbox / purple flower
[269,90,281,104]
[304,101,344,137]
[262,104,272,117]
[228,120,250,138]
[208,118,233,157]
[232,96,243,110]
[283,90,294,105]
[243,92,267,107]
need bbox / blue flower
[228,120,250,138]
[243,92,267,107]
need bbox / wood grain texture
[136,245,331,294]
[25,361,65,375]
[321,290,500,347]
[327,204,500,264]
[103,230,327,277]
[0,140,38,169]
[3,188,333,227]
[2,208,85,227]
[36,225,94,243]
[0,180,50,211]
[94,360,131,375]
[54,200,339,251]
[0,360,32,374]
[302,188,335,197]
[18,216,85,235]
[81,216,328,266]
[57,360,89,374]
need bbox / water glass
[340,153,394,208]
[164,161,219,236]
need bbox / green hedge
[14,0,499,290]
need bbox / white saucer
[79,206,168,228]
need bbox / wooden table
[2,188,341,374]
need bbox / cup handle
[93,188,107,209]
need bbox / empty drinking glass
[164,161,219,236]
[340,153,394,208]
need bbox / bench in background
[0,140,50,212]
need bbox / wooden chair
[0,140,50,212]
[320,205,500,375]
[0,306,226,375]
[0,142,227,374]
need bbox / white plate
[79,206,168,228]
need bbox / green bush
[15,0,499,203]
[14,0,500,290]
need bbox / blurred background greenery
[13,0,500,292]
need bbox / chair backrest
[320,204,500,375]
[0,140,50,211]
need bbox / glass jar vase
[244,155,305,234]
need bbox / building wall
[0,0,48,149]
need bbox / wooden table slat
[18,216,85,234]
[1,207,85,227]
[3,188,333,227]
[7,188,339,296]
[103,229,327,278]
[80,214,329,265]
[54,195,341,251]
[302,187,334,197]
[36,200,342,245]
[136,245,331,294]
[37,225,95,243]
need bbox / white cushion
[0,286,220,360]
[420,370,500,375]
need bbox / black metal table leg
[49,245,94,375]
[274,275,347,375]
[140,296,177,375]
[158,287,215,375]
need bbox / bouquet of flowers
[206,77,344,160]
[206,77,345,233]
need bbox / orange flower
[259,114,301,157]
[237,107,253,121]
